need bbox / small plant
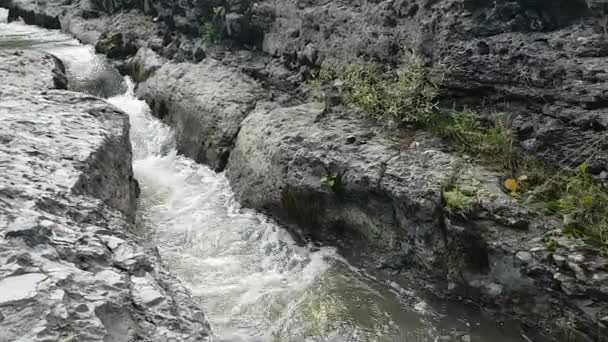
[308,50,443,126]
[198,6,225,43]
[319,165,342,192]
[438,111,514,170]
[531,163,608,244]
[443,188,476,214]
[320,173,338,190]
[543,236,559,252]
[386,50,440,126]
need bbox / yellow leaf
[504,178,519,193]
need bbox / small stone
[49,289,65,301]
[485,283,503,297]
[132,275,165,307]
[0,273,46,305]
[75,304,89,313]
[568,252,585,263]
[592,273,608,282]
[515,251,532,264]
[94,270,124,287]
[567,262,587,281]
[345,136,356,144]
[553,254,567,267]
[299,43,318,66]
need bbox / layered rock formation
[137,59,266,171]
[0,49,211,341]
[2,0,608,340]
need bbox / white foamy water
[1,17,529,342]
[108,80,432,341]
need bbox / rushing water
[1,13,530,342]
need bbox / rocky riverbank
[139,56,608,342]
[2,0,608,340]
[0,49,211,341]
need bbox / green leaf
[544,200,561,214]
[583,195,594,208]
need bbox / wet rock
[127,47,166,82]
[137,59,267,171]
[0,49,66,92]
[95,32,137,59]
[0,50,211,341]
[515,251,533,264]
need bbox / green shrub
[310,50,441,126]
[535,164,608,243]
[387,51,439,125]
[198,6,225,43]
[443,188,476,214]
[438,111,514,169]
[320,173,338,191]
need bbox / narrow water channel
[0,13,529,342]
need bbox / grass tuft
[310,50,441,126]
[444,189,475,212]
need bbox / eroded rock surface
[226,101,608,340]
[137,59,266,171]
[0,49,211,341]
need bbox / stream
[0,11,529,342]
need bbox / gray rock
[0,49,211,341]
[127,47,166,82]
[0,49,66,92]
[137,59,267,171]
[515,251,533,264]
[225,101,608,339]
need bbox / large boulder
[0,49,211,341]
[137,59,267,171]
